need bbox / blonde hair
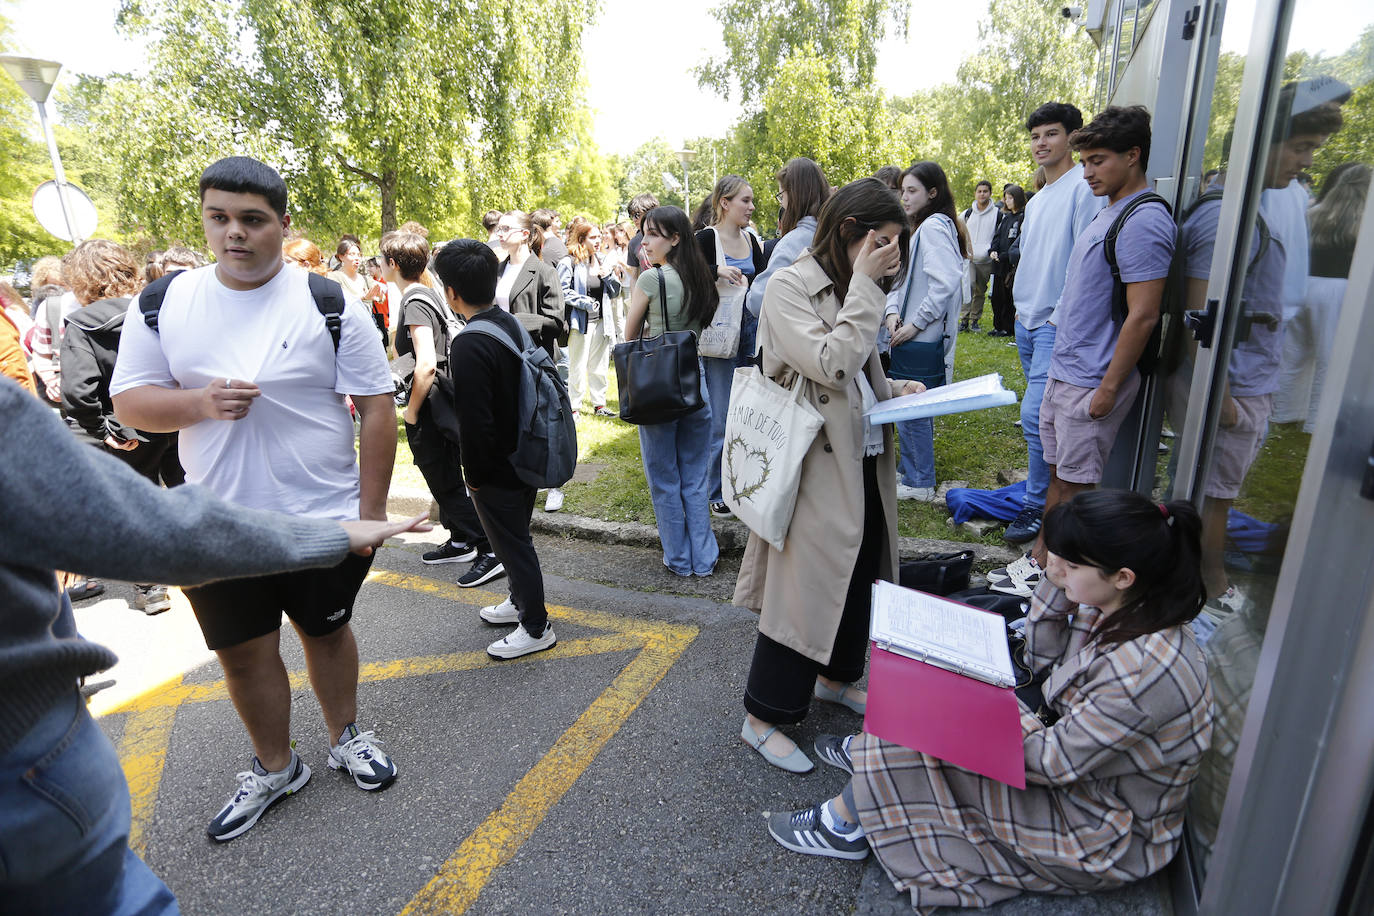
[30,255,65,288]
[710,174,752,226]
[61,240,143,305]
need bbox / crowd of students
[4,73,1358,911]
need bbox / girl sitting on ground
[767,489,1213,913]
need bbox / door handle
[1184,298,1219,347]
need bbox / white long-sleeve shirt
[1012,164,1105,330]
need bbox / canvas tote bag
[721,365,824,551]
[698,229,746,359]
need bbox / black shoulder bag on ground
[612,267,705,425]
[898,550,975,596]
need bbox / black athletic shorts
[183,552,374,651]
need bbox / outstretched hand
[853,230,901,284]
[341,513,433,556]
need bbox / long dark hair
[903,161,967,258]
[1003,184,1027,213]
[642,205,718,329]
[1043,490,1206,645]
[810,178,909,304]
[777,157,831,236]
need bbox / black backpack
[462,319,578,489]
[138,270,345,351]
[1102,191,1176,376]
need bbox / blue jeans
[639,374,720,576]
[896,417,935,488]
[702,309,759,502]
[1014,319,1057,511]
[0,690,179,915]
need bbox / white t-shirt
[494,262,518,311]
[111,264,393,520]
[1260,180,1311,321]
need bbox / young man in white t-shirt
[1003,102,1105,550]
[111,157,399,842]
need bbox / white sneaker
[327,724,397,790]
[895,484,936,501]
[544,488,565,512]
[988,552,1036,586]
[989,553,1041,597]
[206,752,311,841]
[479,596,520,624]
[488,623,557,659]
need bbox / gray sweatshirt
[0,378,351,753]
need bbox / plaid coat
[851,581,1213,912]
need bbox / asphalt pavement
[85,526,1167,915]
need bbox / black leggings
[743,457,884,725]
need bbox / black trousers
[471,483,548,637]
[744,456,884,725]
[990,266,1016,335]
[404,409,489,553]
[107,433,185,487]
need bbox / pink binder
[864,644,1026,789]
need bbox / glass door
[1166,0,1374,904]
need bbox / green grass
[387,335,1031,545]
[1234,421,1310,524]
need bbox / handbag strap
[898,228,921,325]
[644,265,670,340]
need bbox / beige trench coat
[732,253,900,665]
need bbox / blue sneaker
[1003,506,1042,544]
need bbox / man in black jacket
[60,239,184,614]
[433,240,555,659]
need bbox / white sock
[820,799,863,838]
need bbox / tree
[105,0,597,240]
[724,50,910,233]
[899,0,1097,205]
[696,0,908,105]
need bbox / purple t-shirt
[1182,196,1286,397]
[1049,188,1176,387]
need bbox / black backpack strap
[307,272,345,353]
[463,318,536,356]
[137,272,182,332]
[1104,192,1173,325]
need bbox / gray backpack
[462,319,578,489]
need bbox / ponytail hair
[642,205,718,329]
[1043,489,1206,644]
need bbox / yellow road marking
[101,568,698,912]
[399,615,695,915]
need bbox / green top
[635,264,702,337]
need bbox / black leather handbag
[613,267,705,425]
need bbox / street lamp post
[0,55,81,244]
[675,148,697,210]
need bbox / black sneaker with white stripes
[767,804,870,860]
[814,734,854,774]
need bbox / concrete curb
[388,487,1019,568]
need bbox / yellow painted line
[100,565,700,913]
[116,699,183,856]
[367,570,699,646]
[399,626,697,915]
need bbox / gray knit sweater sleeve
[1,378,351,753]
